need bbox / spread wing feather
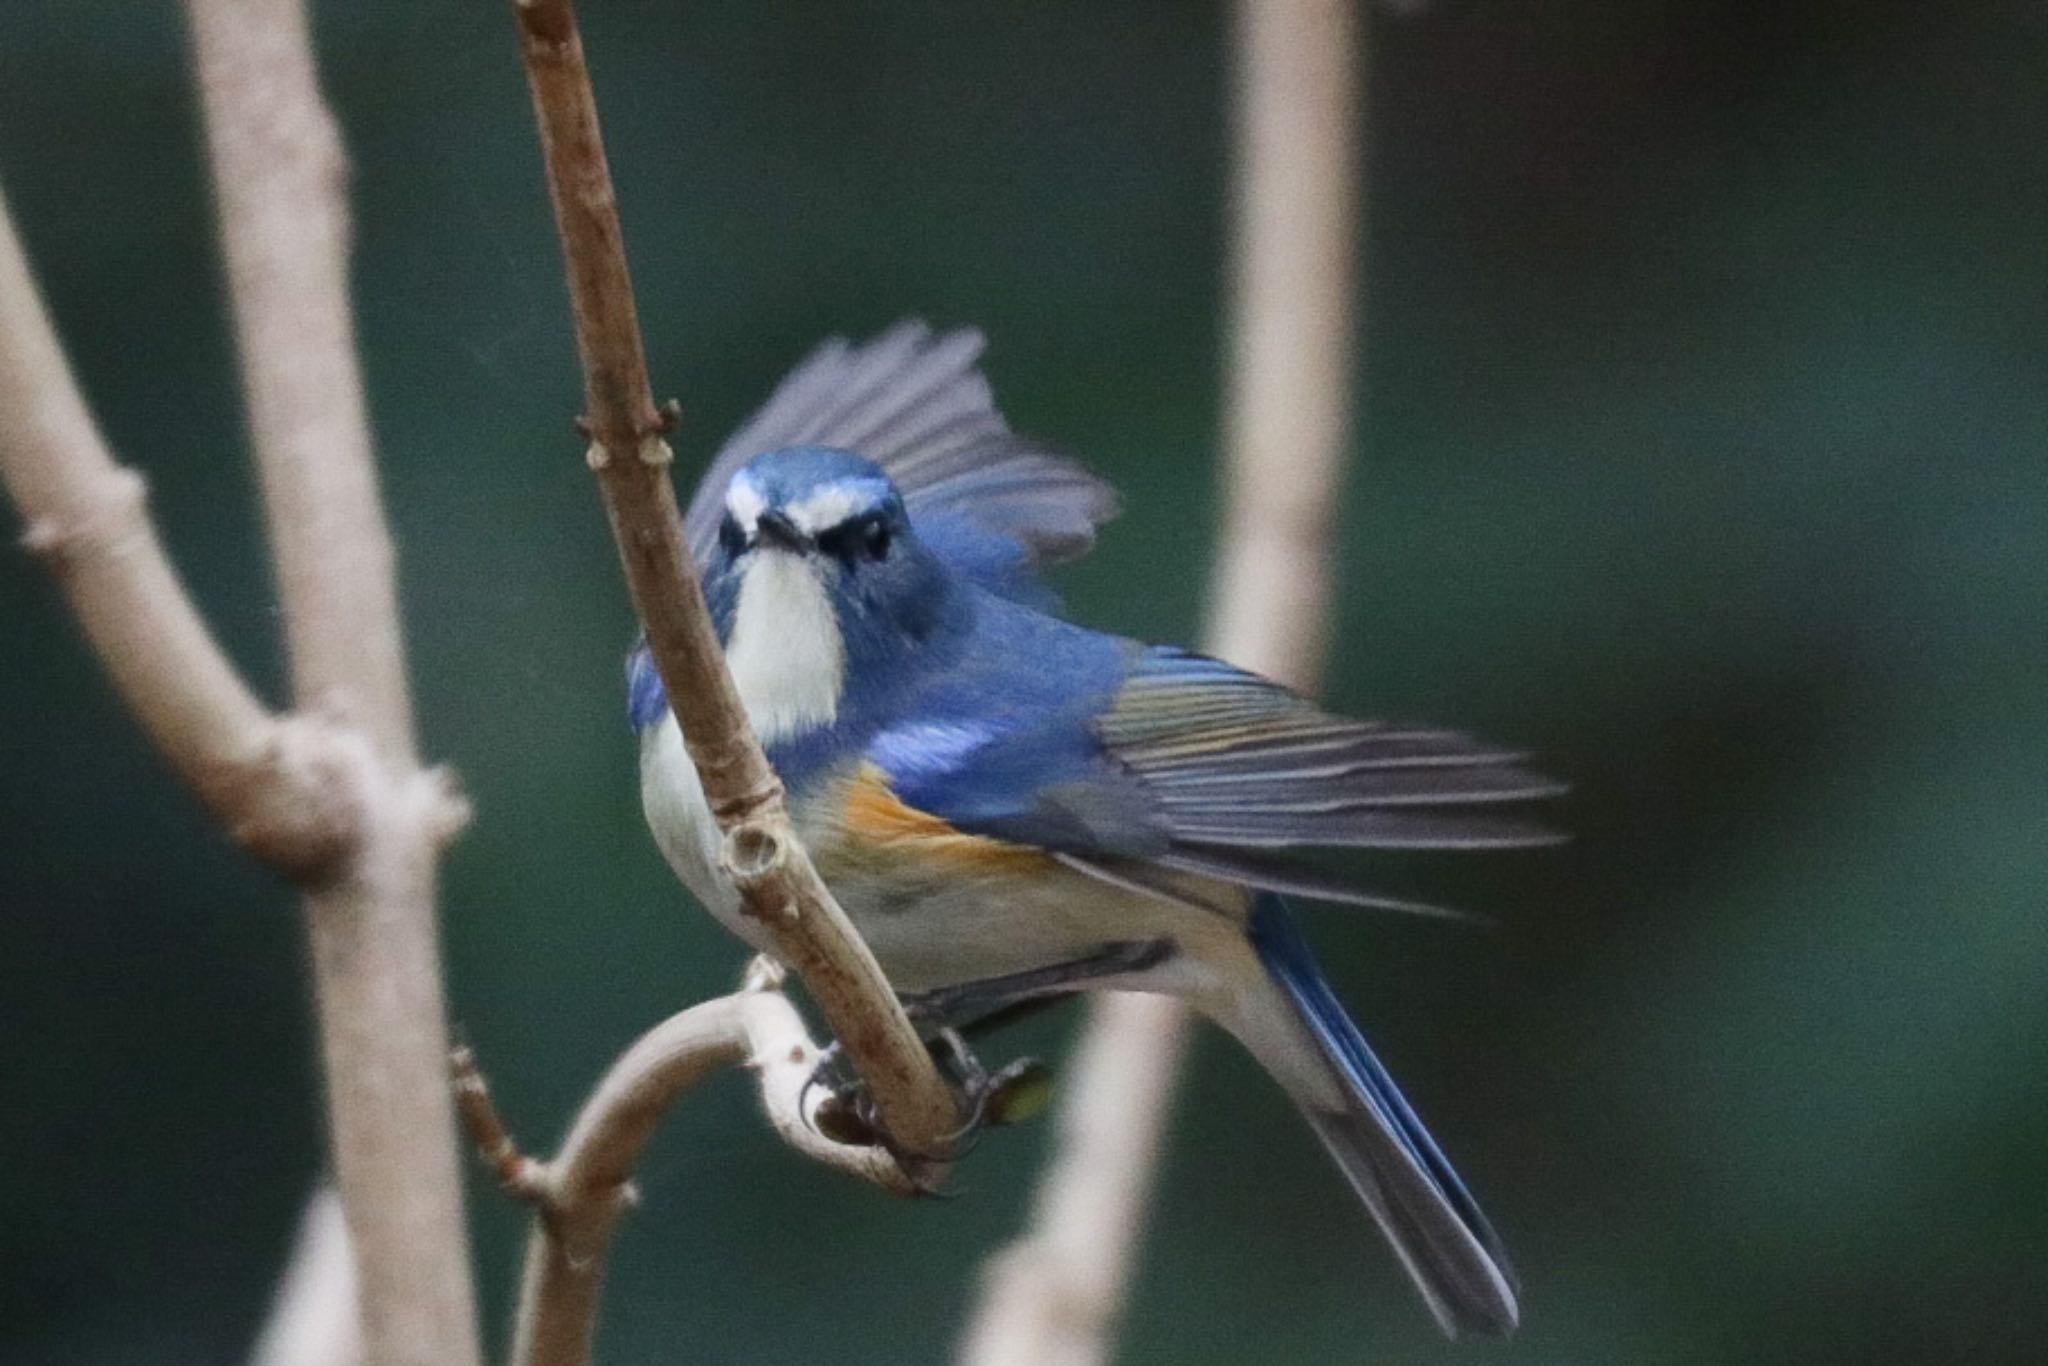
[685,320,1117,571]
[1102,649,1561,852]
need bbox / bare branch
[958,2,1363,1360]
[189,0,412,758]
[1207,0,1362,689]
[507,0,960,1175]
[727,958,920,1194]
[249,1187,364,1366]
[460,960,909,1366]
[8,3,483,1361]
[186,2,482,1364]
[0,192,364,882]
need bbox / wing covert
[861,622,1560,913]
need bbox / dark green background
[4,2,2043,1362]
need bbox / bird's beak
[753,509,809,553]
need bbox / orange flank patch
[839,764,1052,874]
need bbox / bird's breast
[724,549,846,745]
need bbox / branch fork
[458,957,919,1366]
[2,1,487,1359]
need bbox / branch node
[723,822,801,926]
[582,440,608,472]
[16,465,149,574]
[721,821,786,881]
[223,711,376,884]
[412,764,474,848]
[635,435,672,468]
[740,953,788,994]
[653,398,681,434]
[707,773,785,827]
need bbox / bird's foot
[806,1028,1055,1180]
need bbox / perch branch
[509,0,959,1174]
[957,2,1362,1361]
[457,960,910,1366]
[187,2,482,1364]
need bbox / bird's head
[716,446,906,567]
[704,447,964,741]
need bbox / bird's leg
[897,937,1176,1032]
[807,939,1173,1158]
[812,1024,1058,1166]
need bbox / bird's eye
[718,514,745,557]
[818,513,892,563]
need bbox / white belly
[639,713,764,951]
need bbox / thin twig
[957,2,1362,1361]
[456,960,910,1366]
[186,2,482,1364]
[452,1044,554,1203]
[508,0,959,1177]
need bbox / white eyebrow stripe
[724,475,768,532]
[787,480,892,534]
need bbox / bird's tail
[1236,895,1520,1338]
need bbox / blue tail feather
[1248,895,1519,1337]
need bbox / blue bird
[630,322,1559,1338]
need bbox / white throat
[724,550,845,743]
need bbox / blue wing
[857,595,1160,854]
[684,321,1119,593]
[872,608,1562,910]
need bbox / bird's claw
[803,1028,1055,1184]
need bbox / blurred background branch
[958,1,1362,1360]
[5,1,484,1363]
[0,193,358,879]
[185,1,482,1361]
